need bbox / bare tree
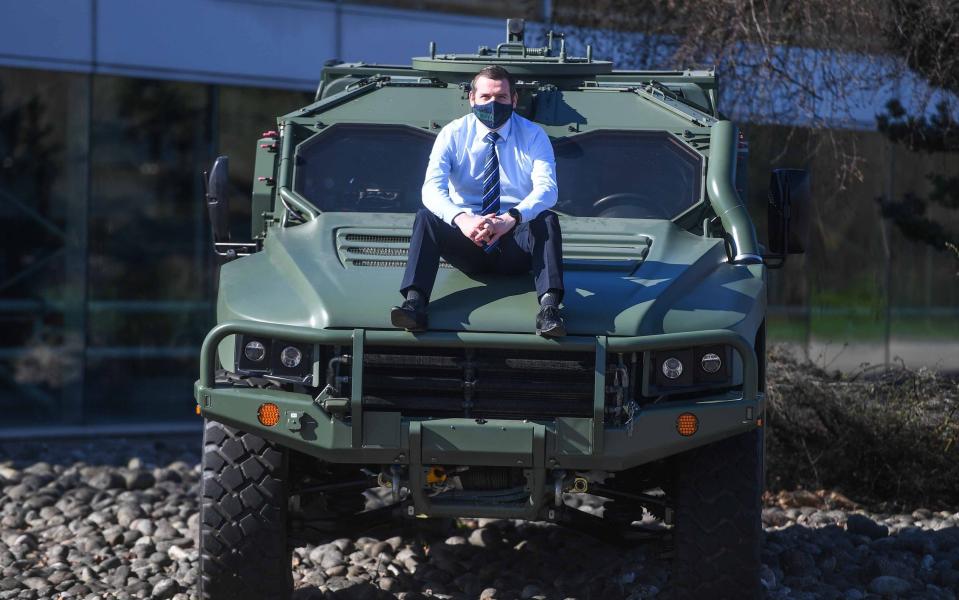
[552,0,899,186]
[551,0,959,270]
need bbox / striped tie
[481,131,500,216]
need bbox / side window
[294,124,436,213]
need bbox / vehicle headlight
[235,336,313,382]
[701,352,722,374]
[280,346,302,368]
[662,357,684,379]
[244,340,267,362]
[649,346,732,392]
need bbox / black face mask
[472,100,513,130]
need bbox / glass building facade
[0,66,311,427]
[1,48,957,428]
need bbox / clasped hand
[454,213,515,247]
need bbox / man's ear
[512,92,518,108]
[468,90,475,107]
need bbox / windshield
[294,124,703,219]
[552,130,703,219]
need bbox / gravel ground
[1,438,958,599]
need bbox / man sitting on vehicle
[390,65,566,337]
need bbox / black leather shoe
[390,299,428,332]
[535,305,566,338]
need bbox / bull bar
[195,321,763,519]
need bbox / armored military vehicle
[196,19,809,599]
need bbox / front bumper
[195,321,763,519]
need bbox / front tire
[671,428,763,599]
[198,419,293,600]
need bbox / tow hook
[571,476,589,494]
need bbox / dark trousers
[400,208,564,302]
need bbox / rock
[325,565,347,577]
[151,578,178,599]
[167,545,191,562]
[89,471,125,490]
[102,525,125,545]
[936,568,959,589]
[520,584,543,599]
[385,536,403,551]
[122,530,141,545]
[759,564,777,590]
[21,578,50,591]
[153,522,178,541]
[123,470,155,491]
[0,465,20,481]
[13,534,38,550]
[4,483,32,500]
[116,504,145,528]
[780,549,815,576]
[762,508,790,527]
[6,438,958,600]
[369,541,392,558]
[895,531,935,555]
[846,514,888,539]
[863,555,896,578]
[130,518,155,537]
[320,549,344,570]
[378,577,397,591]
[867,575,912,595]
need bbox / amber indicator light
[258,403,280,427]
[676,412,698,436]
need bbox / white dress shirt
[422,112,558,225]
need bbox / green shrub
[765,344,959,510]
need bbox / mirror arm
[274,121,320,225]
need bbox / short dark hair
[471,65,517,98]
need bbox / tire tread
[672,429,763,599]
[199,419,292,600]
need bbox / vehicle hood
[218,213,765,338]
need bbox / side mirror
[204,156,231,243]
[767,168,810,257]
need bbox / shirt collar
[472,112,513,143]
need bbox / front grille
[360,345,607,419]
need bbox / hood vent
[338,230,451,269]
[344,233,412,244]
[336,228,650,271]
